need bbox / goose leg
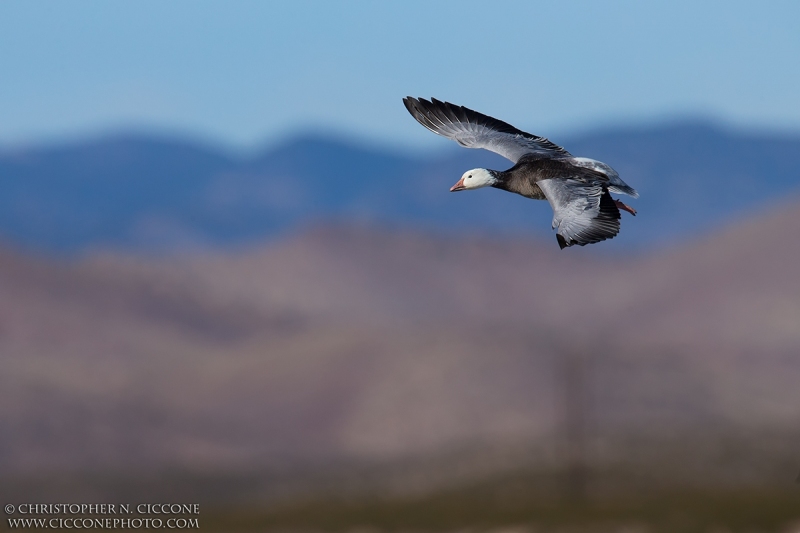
[614,199,637,216]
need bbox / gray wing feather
[403,97,570,163]
[570,157,639,198]
[537,178,621,249]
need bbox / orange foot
[614,199,637,216]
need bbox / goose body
[403,97,638,249]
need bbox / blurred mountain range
[3,121,800,502]
[1,121,799,253]
[2,202,800,499]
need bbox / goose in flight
[403,97,638,249]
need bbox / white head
[450,168,498,192]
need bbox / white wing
[404,97,570,163]
[537,177,621,249]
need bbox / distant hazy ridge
[2,211,800,489]
[2,122,800,500]
[2,121,799,252]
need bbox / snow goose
[403,97,638,249]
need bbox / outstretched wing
[537,177,621,249]
[403,97,570,163]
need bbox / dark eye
[468,174,472,179]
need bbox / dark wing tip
[402,96,416,115]
[402,97,521,135]
[403,96,433,109]
[557,234,568,249]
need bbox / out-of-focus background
[2,1,800,531]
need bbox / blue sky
[1,1,799,151]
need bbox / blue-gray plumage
[403,97,638,249]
